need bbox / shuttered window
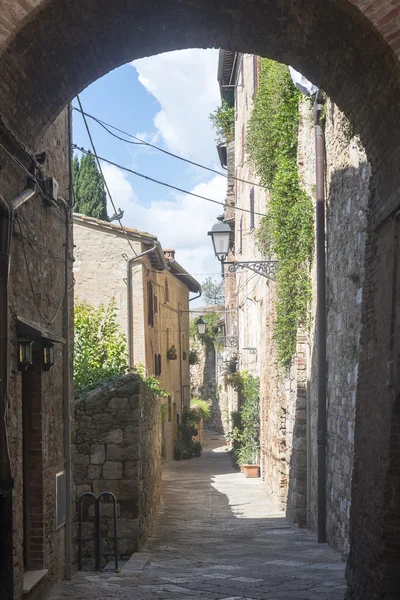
[154,353,162,376]
[147,281,154,327]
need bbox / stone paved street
[49,432,346,600]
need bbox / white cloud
[132,49,221,166]
[102,162,225,284]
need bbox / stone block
[107,444,136,461]
[102,461,123,479]
[125,461,139,478]
[108,397,130,411]
[87,465,101,480]
[74,453,90,466]
[98,428,123,444]
[124,425,139,445]
[75,484,91,499]
[91,444,105,465]
[93,479,135,501]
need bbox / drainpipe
[314,91,327,544]
[178,305,183,412]
[125,243,158,367]
[0,185,36,598]
[64,103,73,580]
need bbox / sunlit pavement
[49,431,346,599]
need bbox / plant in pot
[231,372,260,477]
[235,442,260,478]
[167,345,178,360]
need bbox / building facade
[73,216,201,461]
[215,51,370,558]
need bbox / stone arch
[1,1,400,598]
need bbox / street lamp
[208,215,231,261]
[196,317,206,337]
[208,216,279,281]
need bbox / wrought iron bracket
[224,260,278,281]
[217,336,238,348]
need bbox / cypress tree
[73,152,109,221]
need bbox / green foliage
[74,299,128,396]
[209,99,235,144]
[201,277,224,305]
[189,348,200,365]
[190,398,211,421]
[231,373,260,466]
[190,312,221,348]
[73,152,109,221]
[225,371,246,392]
[246,59,314,368]
[131,364,168,398]
[174,408,203,460]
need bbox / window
[154,353,162,376]
[250,187,255,230]
[168,396,172,422]
[147,281,154,327]
[164,279,169,303]
[154,295,158,315]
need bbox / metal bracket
[224,261,278,281]
[217,336,238,348]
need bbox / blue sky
[72,49,226,288]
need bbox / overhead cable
[73,144,266,217]
[76,96,138,257]
[72,106,267,190]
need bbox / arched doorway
[1,2,400,598]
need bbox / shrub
[190,398,211,421]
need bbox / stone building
[215,51,370,559]
[73,216,201,461]
[0,107,73,599]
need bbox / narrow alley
[49,432,345,600]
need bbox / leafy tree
[201,277,224,305]
[73,152,109,221]
[190,311,222,348]
[209,99,235,144]
[74,298,128,395]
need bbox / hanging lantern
[43,343,55,371]
[17,338,34,371]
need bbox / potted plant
[236,443,260,478]
[167,345,178,360]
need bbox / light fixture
[17,338,34,371]
[208,216,279,280]
[196,317,206,337]
[43,342,55,371]
[207,215,231,261]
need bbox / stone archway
[1,1,400,598]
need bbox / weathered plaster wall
[4,108,71,599]
[74,374,162,566]
[298,98,370,556]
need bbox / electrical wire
[76,96,138,257]
[72,106,267,190]
[73,144,266,217]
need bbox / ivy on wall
[246,59,314,368]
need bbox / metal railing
[78,491,119,571]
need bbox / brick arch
[1,1,400,599]
[0,0,398,202]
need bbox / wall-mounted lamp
[17,338,34,371]
[196,316,206,337]
[208,216,278,280]
[243,347,257,354]
[43,343,55,371]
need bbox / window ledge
[23,569,48,594]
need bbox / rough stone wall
[298,98,370,556]
[74,374,162,567]
[3,109,71,600]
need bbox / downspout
[314,91,327,544]
[126,243,159,367]
[64,103,73,580]
[178,305,183,413]
[0,186,35,598]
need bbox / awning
[16,315,65,344]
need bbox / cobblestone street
[49,432,346,600]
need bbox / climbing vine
[246,59,314,368]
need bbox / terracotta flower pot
[243,464,259,478]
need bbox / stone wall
[73,373,162,567]
[298,97,370,556]
[2,109,72,600]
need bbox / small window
[154,295,158,315]
[164,279,169,303]
[168,396,172,422]
[155,353,162,376]
[250,187,255,230]
[147,281,154,327]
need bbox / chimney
[163,249,175,260]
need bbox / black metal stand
[78,491,119,572]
